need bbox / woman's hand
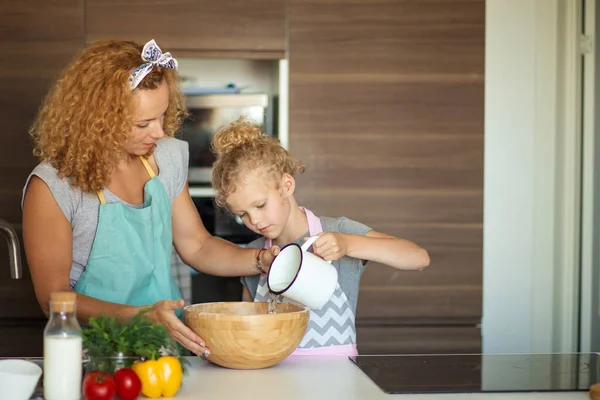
[308,232,349,261]
[258,245,280,273]
[147,299,210,359]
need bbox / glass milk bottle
[43,291,83,400]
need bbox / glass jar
[43,291,83,400]
[86,353,142,375]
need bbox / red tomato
[83,371,116,400]
[113,368,142,400]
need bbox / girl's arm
[312,230,430,270]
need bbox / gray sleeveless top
[21,138,190,288]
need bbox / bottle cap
[49,291,76,312]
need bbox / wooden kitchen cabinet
[357,324,482,355]
[86,0,286,59]
[0,0,84,356]
[288,0,484,351]
[0,0,484,357]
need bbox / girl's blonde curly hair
[29,40,187,193]
[211,117,305,208]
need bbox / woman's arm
[312,230,430,271]
[22,177,209,355]
[171,182,278,276]
[22,176,145,321]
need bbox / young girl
[211,118,430,356]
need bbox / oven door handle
[188,186,217,198]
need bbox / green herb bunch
[83,308,179,361]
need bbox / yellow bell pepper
[132,356,183,398]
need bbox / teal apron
[74,156,182,316]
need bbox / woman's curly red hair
[29,40,187,193]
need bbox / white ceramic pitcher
[267,236,338,309]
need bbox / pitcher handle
[302,235,332,264]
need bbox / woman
[21,39,278,357]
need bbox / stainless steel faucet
[0,219,22,279]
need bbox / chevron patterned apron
[253,207,358,356]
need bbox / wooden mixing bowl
[183,302,309,369]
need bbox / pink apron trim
[290,343,358,357]
[264,207,357,357]
[264,207,322,249]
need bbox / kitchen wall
[0,0,85,357]
[288,0,484,355]
[483,0,581,354]
[580,0,600,354]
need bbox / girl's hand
[307,232,349,261]
[147,299,210,359]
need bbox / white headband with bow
[128,39,178,90]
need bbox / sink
[0,219,22,279]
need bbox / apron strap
[139,156,156,178]
[264,207,323,248]
[96,156,155,204]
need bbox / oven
[175,92,275,304]
[190,192,260,246]
[179,93,272,184]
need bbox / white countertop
[171,356,590,400]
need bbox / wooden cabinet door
[0,0,84,356]
[86,0,286,58]
[288,0,484,350]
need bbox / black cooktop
[350,353,600,394]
